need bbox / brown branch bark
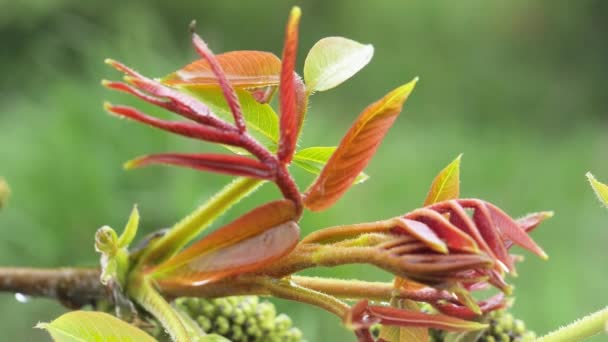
[0,267,107,308]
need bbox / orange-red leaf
[304,78,418,211]
[424,154,462,206]
[278,6,302,164]
[151,200,298,287]
[163,50,281,91]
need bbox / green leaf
[586,172,608,207]
[36,311,156,342]
[179,86,279,152]
[293,146,369,184]
[304,37,374,92]
[424,154,462,206]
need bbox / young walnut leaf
[36,311,156,342]
[293,147,369,184]
[304,78,418,211]
[587,172,608,207]
[162,50,281,91]
[304,37,374,92]
[124,153,274,180]
[151,200,299,287]
[424,154,462,206]
[278,6,302,164]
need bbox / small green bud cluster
[478,310,536,342]
[174,296,303,342]
[429,309,535,342]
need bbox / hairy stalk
[129,277,190,342]
[537,306,608,342]
[139,177,263,266]
[0,267,105,308]
[259,277,351,320]
[289,276,455,303]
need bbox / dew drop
[15,293,30,303]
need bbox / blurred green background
[1,0,606,340]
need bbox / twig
[0,267,106,308]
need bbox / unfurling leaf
[163,51,281,92]
[125,153,274,180]
[304,37,374,92]
[424,154,462,206]
[278,6,302,164]
[293,147,369,184]
[587,172,608,207]
[347,300,487,332]
[36,310,156,342]
[304,78,418,211]
[151,200,299,287]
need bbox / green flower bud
[165,296,303,341]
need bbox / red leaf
[483,201,548,259]
[304,79,418,211]
[405,208,479,253]
[104,103,241,146]
[278,7,302,164]
[151,200,298,287]
[347,300,487,332]
[105,59,229,129]
[191,33,246,132]
[433,293,506,320]
[124,153,274,180]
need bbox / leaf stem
[260,277,351,320]
[129,277,190,342]
[138,177,263,266]
[537,306,608,342]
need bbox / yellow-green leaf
[293,146,369,184]
[36,311,156,342]
[587,172,608,207]
[0,177,9,210]
[304,37,374,92]
[424,154,462,206]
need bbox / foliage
[91,6,553,341]
[1,3,606,342]
[37,311,156,342]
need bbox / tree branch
[0,267,106,308]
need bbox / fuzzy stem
[129,277,190,342]
[138,177,263,266]
[0,267,105,308]
[260,277,351,320]
[290,276,456,303]
[537,306,608,342]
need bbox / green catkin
[429,309,536,342]
[170,296,303,342]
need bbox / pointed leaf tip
[277,5,302,163]
[587,172,608,207]
[304,79,417,211]
[424,154,462,206]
